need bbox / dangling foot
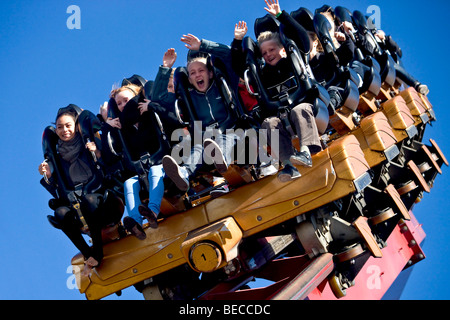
[257,162,279,178]
[82,256,99,277]
[277,163,301,182]
[162,155,190,192]
[210,184,230,198]
[138,205,158,229]
[123,216,146,240]
[290,150,312,168]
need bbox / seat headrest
[254,14,280,39]
[122,74,146,88]
[313,13,335,52]
[78,110,102,140]
[291,7,314,32]
[144,80,154,100]
[334,6,353,25]
[107,97,119,119]
[174,66,190,94]
[56,104,82,122]
[352,10,368,33]
[315,4,334,17]
[120,95,142,127]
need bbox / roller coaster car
[72,129,378,299]
[69,87,446,302]
[42,105,125,242]
[67,18,404,301]
[65,16,448,301]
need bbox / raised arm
[263,0,311,53]
[181,32,239,89]
[151,48,177,104]
[163,48,177,68]
[231,21,249,78]
[181,33,232,64]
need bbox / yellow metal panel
[419,92,433,111]
[328,135,370,180]
[381,95,415,142]
[72,126,372,300]
[382,96,415,130]
[399,87,427,117]
[360,112,397,152]
[181,217,243,272]
[351,112,397,167]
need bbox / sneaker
[277,164,301,182]
[162,155,190,192]
[290,151,312,167]
[123,216,146,240]
[258,163,279,178]
[138,205,158,229]
[210,184,230,198]
[203,138,228,173]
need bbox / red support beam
[307,212,425,300]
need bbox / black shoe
[138,205,158,229]
[203,138,228,174]
[290,151,312,167]
[47,215,62,230]
[277,164,301,182]
[162,155,190,192]
[123,216,146,240]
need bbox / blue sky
[1,0,449,300]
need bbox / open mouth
[196,79,206,90]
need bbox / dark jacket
[150,66,185,137]
[102,99,164,164]
[189,80,231,129]
[187,39,239,132]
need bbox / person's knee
[82,193,103,213]
[55,206,71,221]
[84,193,101,206]
[262,117,280,129]
[291,103,313,121]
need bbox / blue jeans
[124,164,165,225]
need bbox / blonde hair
[257,31,283,48]
[186,56,208,72]
[109,83,142,99]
